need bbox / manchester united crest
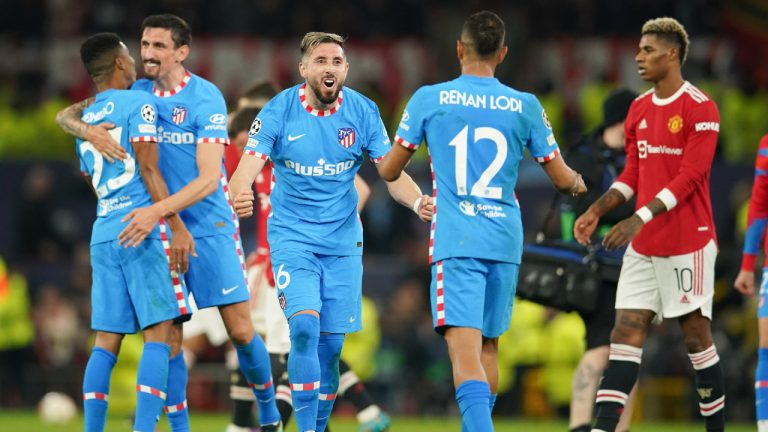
[667,115,683,133]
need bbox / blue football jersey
[244,83,390,255]
[394,75,560,264]
[132,71,235,238]
[77,89,160,244]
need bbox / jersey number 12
[449,125,507,199]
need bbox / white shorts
[248,260,290,354]
[616,240,717,324]
[183,294,230,346]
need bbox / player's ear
[456,40,464,61]
[497,46,508,64]
[298,60,307,79]
[177,44,190,63]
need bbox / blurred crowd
[2,0,768,424]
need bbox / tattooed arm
[55,98,127,162]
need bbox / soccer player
[74,32,190,432]
[228,32,431,432]
[378,11,587,432]
[735,133,768,432]
[55,15,281,432]
[573,17,723,432]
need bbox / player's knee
[228,325,255,346]
[288,314,320,356]
[609,325,644,346]
[682,333,712,353]
[319,333,344,367]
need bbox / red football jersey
[615,81,719,256]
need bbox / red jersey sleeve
[614,106,640,198]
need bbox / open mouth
[322,77,335,89]
[144,60,160,69]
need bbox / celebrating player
[228,32,431,432]
[74,33,191,432]
[55,15,281,432]
[378,11,586,432]
[573,17,723,432]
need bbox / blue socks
[235,334,280,426]
[288,314,321,431]
[456,380,493,432]
[165,351,190,432]
[83,347,116,432]
[134,342,171,432]
[316,333,344,432]
[757,348,768,423]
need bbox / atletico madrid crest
[338,128,356,148]
[172,106,187,125]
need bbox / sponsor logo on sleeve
[209,113,226,124]
[694,122,719,132]
[138,124,157,134]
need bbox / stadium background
[1,0,767,428]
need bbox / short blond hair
[300,32,346,58]
[642,17,690,65]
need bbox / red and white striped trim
[756,380,768,389]
[164,399,187,413]
[435,261,445,327]
[395,134,419,150]
[319,393,337,401]
[230,385,256,401]
[693,249,705,297]
[595,389,629,405]
[276,385,293,404]
[534,148,560,163]
[689,345,719,370]
[370,155,384,164]
[159,220,189,315]
[83,392,109,401]
[290,381,320,391]
[609,343,642,364]
[699,395,725,416]
[220,175,248,284]
[136,384,167,400]
[250,379,273,390]
[427,155,437,264]
[198,137,230,145]
[153,71,191,98]
[298,83,342,117]
[130,136,158,143]
[244,149,268,160]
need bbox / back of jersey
[76,89,159,244]
[395,75,559,264]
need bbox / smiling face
[299,42,349,106]
[635,34,678,84]
[140,27,188,80]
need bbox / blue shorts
[270,249,362,334]
[91,239,190,333]
[430,258,519,338]
[759,268,768,319]
[184,234,250,309]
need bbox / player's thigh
[430,258,486,333]
[318,254,363,333]
[270,248,322,320]
[483,260,518,338]
[185,234,250,309]
[91,242,138,334]
[119,238,190,330]
[616,244,662,322]
[653,239,716,320]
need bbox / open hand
[86,122,127,163]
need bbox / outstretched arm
[55,98,127,162]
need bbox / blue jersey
[394,75,560,264]
[132,71,235,238]
[77,89,160,245]
[244,83,390,255]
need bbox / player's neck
[154,66,187,91]
[653,71,685,99]
[461,61,495,78]
[303,84,341,111]
[96,75,127,93]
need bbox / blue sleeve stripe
[745,218,768,254]
[759,148,768,157]
[757,169,768,177]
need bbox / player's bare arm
[378,143,413,181]
[354,174,371,212]
[540,155,587,197]
[55,98,127,162]
[119,143,226,247]
[574,188,626,245]
[603,197,668,251]
[133,139,196,272]
[229,153,267,218]
[376,163,432,222]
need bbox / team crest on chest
[172,106,188,125]
[338,128,356,148]
[667,115,683,134]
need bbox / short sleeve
[393,87,428,151]
[128,94,158,144]
[363,104,391,163]
[243,97,282,161]
[194,90,230,146]
[525,95,560,163]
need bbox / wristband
[412,197,423,214]
[635,206,653,223]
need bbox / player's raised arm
[230,153,267,218]
[55,98,127,162]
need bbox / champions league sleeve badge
[249,118,262,137]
